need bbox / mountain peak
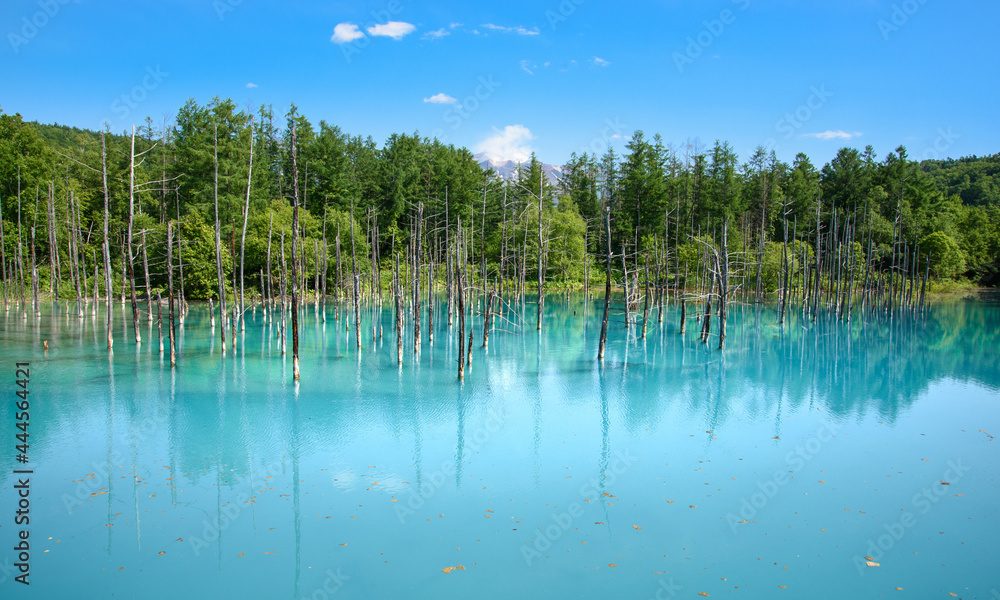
[474,152,562,186]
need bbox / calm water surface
[1,295,998,599]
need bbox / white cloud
[803,130,863,141]
[481,23,540,35]
[367,21,416,40]
[331,22,364,44]
[246,82,258,88]
[423,27,449,40]
[449,22,463,29]
[474,125,534,164]
[520,60,535,75]
[423,93,458,105]
[592,56,610,67]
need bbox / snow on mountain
[474,153,562,187]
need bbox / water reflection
[0,295,997,598]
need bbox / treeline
[0,97,998,314]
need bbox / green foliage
[919,231,966,279]
[2,100,1000,303]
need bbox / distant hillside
[921,153,1000,206]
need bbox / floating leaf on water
[940,481,950,485]
[698,593,710,597]
[632,525,642,530]
[689,505,697,508]
[608,563,618,567]
[779,585,787,589]
[158,551,165,556]
[865,561,880,567]
[237,553,245,557]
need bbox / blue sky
[2,0,997,168]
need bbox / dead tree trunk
[127,126,141,343]
[350,201,361,350]
[167,221,176,367]
[290,120,301,380]
[101,133,113,350]
[212,124,227,355]
[457,221,466,379]
[239,117,254,332]
[597,206,612,360]
[414,202,422,353]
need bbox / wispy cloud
[520,60,535,75]
[481,23,540,35]
[449,22,463,29]
[331,22,364,44]
[423,93,459,105]
[423,27,449,40]
[592,56,611,67]
[246,82,259,88]
[367,21,416,40]
[802,130,863,140]
[474,124,534,164]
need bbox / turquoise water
[1,295,998,599]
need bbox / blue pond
[0,295,998,599]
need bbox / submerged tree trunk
[127,126,141,343]
[457,221,466,379]
[597,207,612,361]
[213,124,227,354]
[290,120,301,380]
[350,201,361,350]
[167,221,176,367]
[239,117,254,332]
[101,133,113,351]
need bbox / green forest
[1,97,998,307]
